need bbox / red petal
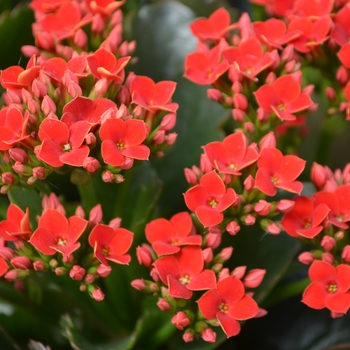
[88,224,114,248]
[255,169,277,197]
[197,289,221,320]
[153,81,176,106]
[69,121,91,148]
[309,260,336,284]
[218,276,245,303]
[124,120,147,146]
[274,74,300,103]
[177,246,204,275]
[122,145,150,161]
[146,218,176,243]
[170,212,193,238]
[37,139,64,167]
[278,155,306,182]
[0,257,8,277]
[154,256,180,285]
[66,216,88,243]
[217,312,241,337]
[228,294,259,320]
[302,282,327,309]
[326,293,350,313]
[336,264,350,292]
[52,242,81,256]
[38,209,68,236]
[109,228,133,256]
[107,254,131,265]
[152,242,180,256]
[200,171,225,197]
[60,145,90,167]
[196,206,223,227]
[187,269,216,290]
[254,84,278,112]
[184,186,208,211]
[100,118,126,142]
[130,76,155,104]
[312,203,330,227]
[287,92,313,113]
[101,140,125,167]
[29,227,56,255]
[38,118,69,143]
[216,188,237,211]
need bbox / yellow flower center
[208,198,218,208]
[57,237,66,246]
[62,143,72,152]
[218,302,228,313]
[179,274,191,285]
[327,282,337,293]
[102,246,110,256]
[116,140,125,151]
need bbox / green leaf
[0,4,35,70]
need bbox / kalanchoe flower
[0,204,31,241]
[184,170,237,227]
[88,224,133,266]
[281,196,330,238]
[153,246,216,299]
[302,260,350,314]
[254,74,313,121]
[0,257,8,277]
[99,118,150,167]
[255,147,306,197]
[197,275,259,337]
[203,132,259,175]
[145,212,201,256]
[130,76,178,113]
[29,209,88,256]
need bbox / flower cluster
[0,193,133,301]
[132,211,265,342]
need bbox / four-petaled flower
[184,170,237,227]
[145,212,202,256]
[302,260,350,314]
[153,246,216,299]
[88,224,133,266]
[29,209,88,256]
[198,275,259,337]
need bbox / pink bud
[32,79,47,98]
[96,264,111,277]
[69,265,86,281]
[218,268,230,282]
[259,132,276,150]
[207,88,223,102]
[75,205,85,218]
[265,72,276,85]
[9,148,28,163]
[62,254,74,264]
[310,162,327,189]
[257,107,269,122]
[165,133,177,146]
[55,267,66,276]
[205,232,221,249]
[335,230,344,241]
[281,44,294,61]
[102,170,115,183]
[219,247,233,261]
[89,204,102,226]
[243,175,255,191]
[136,245,154,268]
[11,256,32,270]
[267,222,281,235]
[21,45,40,58]
[244,122,255,133]
[109,217,122,229]
[160,113,176,131]
[270,49,280,69]
[92,288,105,302]
[85,274,95,284]
[232,265,247,279]
[117,86,131,105]
[276,199,295,213]
[322,253,334,265]
[226,221,240,236]
[325,87,336,100]
[342,245,350,263]
[94,78,108,97]
[157,298,171,311]
[232,108,245,122]
[150,268,160,282]
[243,269,266,288]
[202,328,216,343]
[232,81,242,93]
[183,332,194,343]
[243,214,256,225]
[254,200,271,216]
[153,130,165,145]
[1,172,14,184]
[4,269,20,282]
[298,252,315,265]
[200,153,212,173]
[33,260,46,271]
[285,60,296,73]
[131,279,146,291]
[74,28,87,48]
[255,308,268,318]
[321,235,336,251]
[184,168,198,186]
[171,311,190,330]
[84,157,100,173]
[92,13,104,33]
[233,93,248,110]
[85,132,97,145]
[202,248,213,263]
[336,65,348,84]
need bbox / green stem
[77,179,99,213]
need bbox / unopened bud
[232,265,247,279]
[69,265,86,281]
[157,298,171,311]
[298,252,315,265]
[243,269,266,288]
[202,328,216,343]
[322,253,334,265]
[92,288,105,301]
[96,264,111,277]
[321,235,336,251]
[171,311,190,330]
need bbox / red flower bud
[136,245,154,268]
[171,311,190,330]
[157,298,171,311]
[298,252,315,265]
[243,269,266,288]
[96,264,111,277]
[321,235,336,251]
[92,288,105,302]
[11,256,32,270]
[322,253,334,265]
[342,245,350,263]
[202,328,216,343]
[131,279,146,291]
[69,265,86,281]
[232,265,247,279]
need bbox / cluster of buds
[0,0,178,192]
[132,211,266,341]
[0,193,133,301]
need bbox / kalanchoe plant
[1,0,350,349]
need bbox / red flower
[223,37,275,80]
[203,132,259,175]
[88,224,133,266]
[0,107,30,150]
[253,18,301,48]
[153,246,216,299]
[87,48,130,82]
[197,276,259,337]
[100,118,150,167]
[189,8,236,41]
[281,196,330,238]
[184,171,237,227]
[313,185,350,229]
[294,0,334,18]
[145,212,201,256]
[254,74,313,121]
[302,260,350,314]
[184,44,229,85]
[37,119,91,167]
[289,16,331,53]
[130,75,178,113]
[0,204,31,241]
[29,209,88,256]
[85,0,124,17]
[62,96,118,127]
[255,148,306,197]
[332,5,350,46]
[0,257,8,277]
[337,43,350,69]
